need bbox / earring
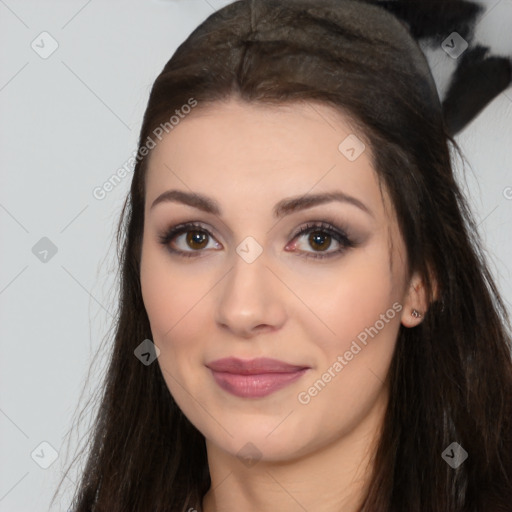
[411,309,422,318]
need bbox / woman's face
[140,97,423,463]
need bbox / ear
[400,271,432,328]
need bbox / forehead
[145,98,390,221]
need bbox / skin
[140,97,429,512]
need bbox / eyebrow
[150,189,374,219]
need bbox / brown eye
[158,222,221,258]
[186,230,209,250]
[308,231,332,251]
[291,221,356,260]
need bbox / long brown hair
[54,1,512,510]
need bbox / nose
[215,251,287,338]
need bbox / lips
[206,357,310,398]
[206,357,309,374]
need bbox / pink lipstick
[206,357,310,398]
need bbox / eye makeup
[157,218,361,261]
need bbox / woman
[57,0,512,510]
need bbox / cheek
[288,239,399,352]
[289,240,401,423]
[140,240,202,334]
[139,242,216,389]
[140,244,196,368]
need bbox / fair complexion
[140,97,428,512]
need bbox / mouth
[206,357,310,398]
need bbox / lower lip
[209,368,308,398]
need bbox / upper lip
[206,357,310,374]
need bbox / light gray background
[1,1,511,511]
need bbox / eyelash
[157,221,357,260]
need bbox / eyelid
[158,221,220,254]
[287,220,357,259]
[289,219,352,241]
